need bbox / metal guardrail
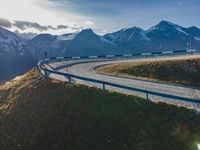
[38,50,200,105]
[41,49,197,61]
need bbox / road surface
[44,54,200,110]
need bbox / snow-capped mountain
[104,20,200,53]
[25,33,57,60]
[104,27,150,52]
[25,21,200,60]
[104,27,150,43]
[0,26,26,53]
[0,26,34,82]
[26,29,121,59]
[56,29,120,56]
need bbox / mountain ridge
[1,20,200,82]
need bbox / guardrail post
[103,82,106,90]
[68,75,71,83]
[146,92,149,101]
[44,69,48,79]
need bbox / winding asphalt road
[44,54,200,109]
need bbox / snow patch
[175,27,189,35]
[194,36,200,41]
[127,32,135,41]
[107,34,118,41]
[0,26,25,53]
[57,33,77,41]
[140,31,151,41]
[146,26,158,33]
[100,36,116,46]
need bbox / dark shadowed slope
[0,26,34,83]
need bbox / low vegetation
[0,69,200,150]
[96,57,200,87]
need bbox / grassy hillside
[0,69,200,150]
[96,58,200,87]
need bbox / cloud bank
[0,17,82,38]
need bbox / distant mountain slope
[27,21,200,59]
[104,27,150,52]
[104,21,200,53]
[26,29,121,59]
[25,33,57,61]
[0,26,34,82]
[57,29,120,56]
[0,26,25,52]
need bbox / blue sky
[44,0,200,33]
[0,0,200,34]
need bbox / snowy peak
[118,27,143,33]
[79,29,95,36]
[57,33,77,41]
[157,20,177,27]
[73,28,100,40]
[0,26,26,52]
[187,26,199,30]
[32,34,56,42]
[104,26,150,43]
[0,26,23,43]
[185,26,200,38]
[147,20,200,37]
[101,20,200,52]
[147,20,181,32]
[146,20,194,40]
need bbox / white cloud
[84,21,94,26]
[0,0,85,35]
[0,0,76,26]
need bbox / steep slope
[25,33,57,61]
[0,69,200,150]
[0,26,24,52]
[0,26,34,82]
[104,27,150,53]
[58,29,120,56]
[145,21,191,51]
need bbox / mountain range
[1,20,200,82]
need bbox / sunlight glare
[0,0,65,26]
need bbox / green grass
[96,58,200,87]
[0,69,200,150]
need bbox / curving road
[44,54,200,109]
